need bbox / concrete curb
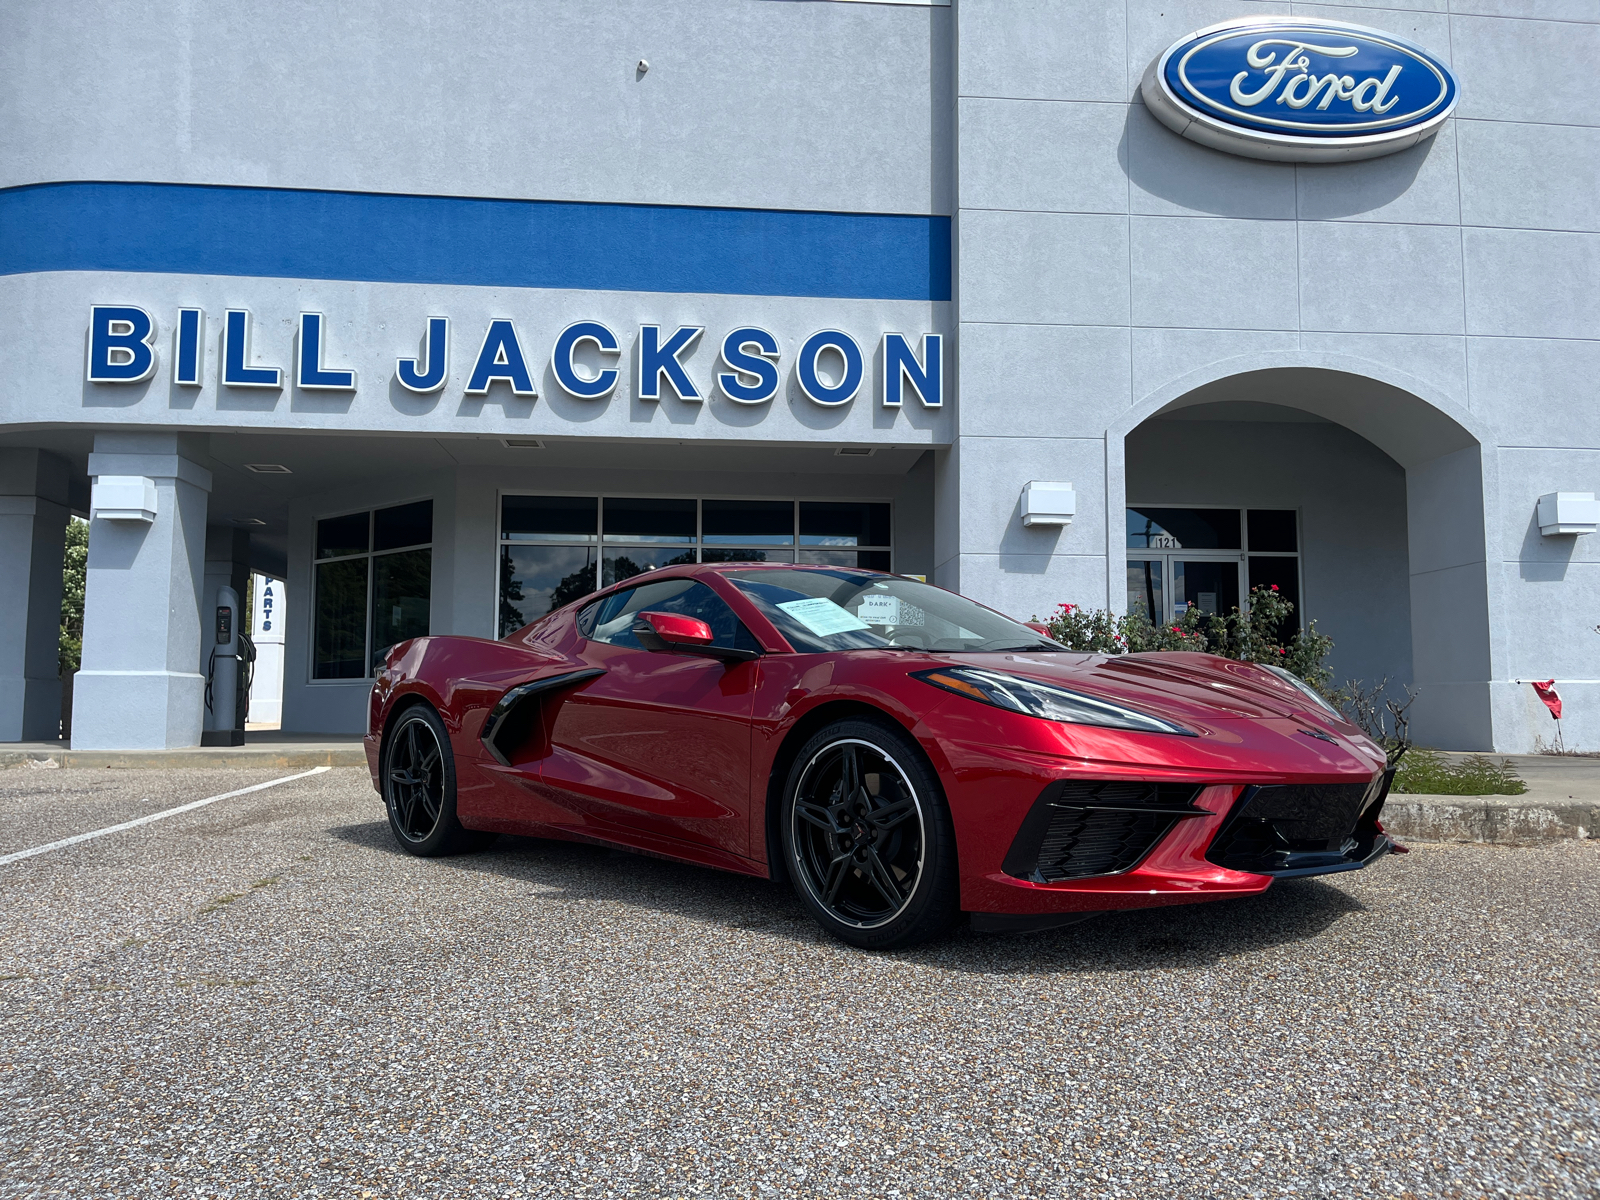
[1383,796,1596,844]
[0,746,368,770]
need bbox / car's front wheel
[780,717,958,950]
[381,703,493,856]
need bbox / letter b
[87,305,157,383]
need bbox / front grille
[1002,781,1205,883]
[1205,777,1387,875]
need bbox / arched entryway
[1108,355,1498,751]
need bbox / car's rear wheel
[382,703,493,856]
[781,717,957,950]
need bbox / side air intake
[478,668,605,766]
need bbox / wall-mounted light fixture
[1020,481,1076,528]
[1537,492,1599,536]
[90,475,158,522]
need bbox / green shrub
[1391,747,1527,796]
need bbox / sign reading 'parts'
[1142,17,1458,163]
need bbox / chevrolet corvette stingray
[365,563,1398,949]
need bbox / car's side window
[580,579,760,654]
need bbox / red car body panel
[365,563,1392,919]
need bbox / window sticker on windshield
[777,597,870,637]
[856,594,900,625]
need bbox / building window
[314,500,433,679]
[498,496,892,636]
[1125,506,1300,631]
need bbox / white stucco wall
[0,0,952,216]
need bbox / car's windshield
[726,569,1065,653]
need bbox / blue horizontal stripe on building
[0,182,951,302]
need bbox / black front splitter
[1257,832,1397,880]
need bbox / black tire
[780,716,958,950]
[381,703,494,856]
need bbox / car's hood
[957,649,1351,727]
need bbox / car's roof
[637,561,890,580]
[701,561,877,571]
[538,561,896,623]
[517,560,905,643]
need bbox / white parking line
[0,765,333,867]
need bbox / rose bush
[1035,585,1334,694]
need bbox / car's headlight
[913,667,1195,736]
[1260,664,1341,719]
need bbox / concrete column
[72,433,213,750]
[1406,445,1496,750]
[0,450,71,741]
[933,428,1111,623]
[932,442,963,594]
[202,527,252,612]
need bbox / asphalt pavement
[0,764,1595,1199]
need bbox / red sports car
[365,563,1398,949]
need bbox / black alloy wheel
[388,712,444,841]
[382,704,492,856]
[782,717,957,950]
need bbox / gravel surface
[0,765,1595,1198]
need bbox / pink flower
[1270,584,1279,591]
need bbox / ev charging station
[202,584,254,746]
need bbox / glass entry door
[1126,506,1300,627]
[1172,557,1241,620]
[1126,552,1243,623]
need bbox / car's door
[538,577,762,857]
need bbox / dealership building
[2,0,1596,753]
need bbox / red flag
[1531,680,1562,720]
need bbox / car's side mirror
[631,611,759,662]
[635,610,714,649]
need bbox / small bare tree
[1334,677,1416,768]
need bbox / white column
[71,433,213,750]
[0,450,71,741]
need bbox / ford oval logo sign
[1142,17,1458,162]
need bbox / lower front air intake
[1001,780,1207,883]
[1204,775,1391,877]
